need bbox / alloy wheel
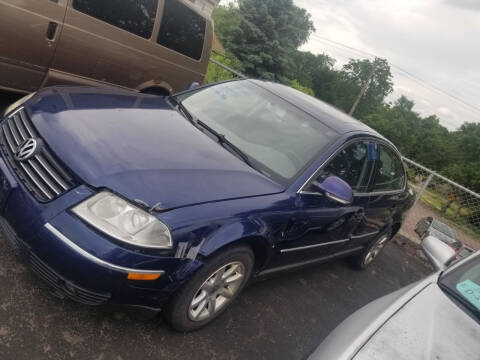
[364,235,389,265]
[188,261,245,322]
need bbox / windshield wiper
[169,97,259,172]
[196,119,255,168]
[169,96,198,126]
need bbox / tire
[164,245,254,332]
[350,231,392,270]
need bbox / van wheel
[164,245,254,332]
[350,231,391,270]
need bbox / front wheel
[164,245,254,332]
[350,232,391,270]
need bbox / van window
[157,0,206,60]
[73,0,158,39]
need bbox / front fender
[199,218,273,258]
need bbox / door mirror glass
[421,235,457,271]
[318,176,354,205]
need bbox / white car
[309,236,480,360]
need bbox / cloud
[294,0,480,130]
[445,0,480,11]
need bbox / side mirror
[421,235,457,271]
[318,176,353,205]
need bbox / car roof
[248,79,387,139]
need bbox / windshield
[439,255,480,320]
[432,220,456,239]
[177,81,339,185]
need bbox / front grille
[0,107,75,202]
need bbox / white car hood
[355,283,480,360]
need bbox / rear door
[0,0,67,91]
[363,143,408,238]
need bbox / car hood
[354,283,480,360]
[309,273,480,360]
[26,87,284,209]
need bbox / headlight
[4,92,36,116]
[72,192,172,249]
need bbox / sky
[220,0,480,130]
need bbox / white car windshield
[439,255,480,320]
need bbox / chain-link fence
[207,58,480,250]
[401,157,480,250]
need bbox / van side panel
[48,0,213,93]
[0,0,67,91]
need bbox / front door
[270,140,376,269]
[0,0,67,91]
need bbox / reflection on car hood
[355,283,480,360]
[26,87,284,210]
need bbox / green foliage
[289,80,314,96]
[215,1,314,82]
[205,53,244,84]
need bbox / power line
[309,35,480,114]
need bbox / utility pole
[349,59,377,116]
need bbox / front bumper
[1,218,111,305]
[0,215,181,309]
[0,159,202,312]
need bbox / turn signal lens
[127,273,162,281]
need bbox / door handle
[46,22,58,41]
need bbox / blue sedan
[0,80,413,331]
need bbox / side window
[157,0,207,60]
[73,0,158,39]
[307,141,374,193]
[371,145,405,192]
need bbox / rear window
[73,0,158,39]
[157,0,206,60]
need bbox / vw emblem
[14,138,38,162]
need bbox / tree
[212,4,242,50]
[289,79,314,96]
[289,51,335,89]
[224,0,315,82]
[334,58,394,118]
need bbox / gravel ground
[0,232,432,360]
